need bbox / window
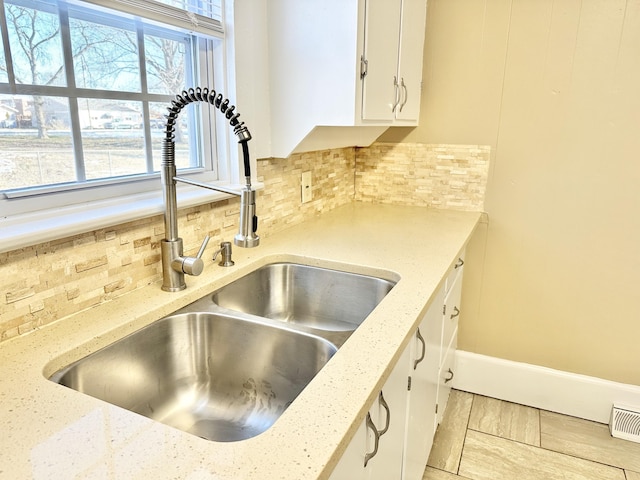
[0,0,232,220]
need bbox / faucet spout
[160,87,259,292]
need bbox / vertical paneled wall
[382,0,640,385]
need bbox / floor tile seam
[536,403,542,447]
[426,465,474,480]
[454,394,475,476]
[465,429,629,476]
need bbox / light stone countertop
[0,203,480,480]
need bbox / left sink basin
[48,312,337,442]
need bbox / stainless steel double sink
[49,262,396,442]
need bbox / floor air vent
[610,404,640,443]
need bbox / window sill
[0,183,263,254]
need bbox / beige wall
[382,0,640,385]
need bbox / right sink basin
[210,262,397,332]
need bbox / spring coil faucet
[160,87,259,292]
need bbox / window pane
[80,100,146,180]
[154,0,222,22]
[144,33,187,95]
[150,101,191,171]
[0,32,7,83]
[0,0,213,200]
[5,1,66,87]
[0,94,75,190]
[70,16,141,92]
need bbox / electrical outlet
[301,171,312,203]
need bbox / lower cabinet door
[329,419,368,480]
[368,344,410,480]
[402,289,443,480]
[441,272,462,368]
[329,346,411,480]
[436,332,457,426]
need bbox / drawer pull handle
[444,368,454,384]
[399,77,408,112]
[455,258,464,269]
[377,391,391,436]
[414,328,426,370]
[364,412,380,467]
[360,55,368,79]
[450,306,460,320]
[392,76,400,112]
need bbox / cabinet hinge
[435,403,439,414]
[442,304,446,316]
[360,55,368,79]
[407,376,412,391]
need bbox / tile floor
[424,390,640,480]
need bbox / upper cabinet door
[395,0,428,121]
[361,0,427,123]
[361,0,402,122]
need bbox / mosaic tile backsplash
[0,143,488,342]
[356,143,490,210]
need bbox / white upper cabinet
[395,0,428,121]
[361,0,427,123]
[360,0,402,122]
[265,0,427,158]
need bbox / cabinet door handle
[360,55,368,79]
[455,258,464,269]
[377,391,391,436]
[450,306,460,320]
[414,328,426,370]
[364,412,380,467]
[399,77,408,112]
[444,368,455,384]
[392,76,400,112]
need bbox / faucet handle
[196,235,210,259]
[173,235,209,276]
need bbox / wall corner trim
[452,351,640,424]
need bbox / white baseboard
[452,350,640,424]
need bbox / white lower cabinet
[330,252,465,480]
[436,261,463,426]
[436,336,457,426]
[330,346,411,479]
[402,287,444,480]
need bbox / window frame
[0,0,251,253]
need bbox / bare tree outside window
[5,3,65,139]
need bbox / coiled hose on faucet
[163,87,253,184]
